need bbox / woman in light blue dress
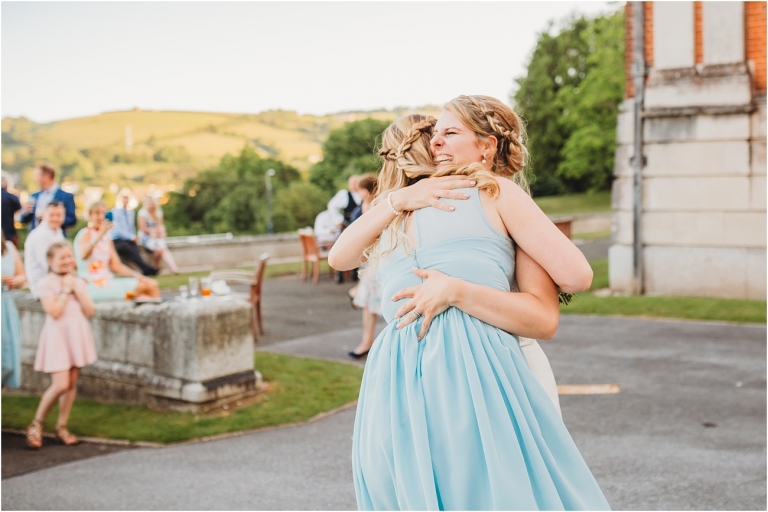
[2,233,25,388]
[330,101,609,510]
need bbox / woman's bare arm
[494,178,592,294]
[392,247,559,340]
[328,176,476,270]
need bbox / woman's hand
[392,267,459,340]
[390,176,476,213]
[96,221,113,240]
[3,275,24,289]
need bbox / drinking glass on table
[188,277,199,299]
[201,277,212,298]
[178,285,189,301]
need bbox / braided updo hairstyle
[362,114,500,270]
[444,95,530,194]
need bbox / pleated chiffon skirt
[352,308,610,511]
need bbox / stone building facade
[610,2,766,299]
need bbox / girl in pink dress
[26,241,96,449]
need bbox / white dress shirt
[24,222,65,298]
[328,189,361,212]
[314,210,343,245]
[34,184,59,218]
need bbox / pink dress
[34,273,97,373]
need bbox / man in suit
[19,164,77,235]
[1,173,21,246]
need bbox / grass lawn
[561,258,767,324]
[1,352,362,444]
[534,191,612,216]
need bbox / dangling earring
[481,154,487,165]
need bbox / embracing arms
[392,246,560,340]
[328,175,476,271]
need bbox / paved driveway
[3,316,764,510]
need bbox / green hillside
[1,106,441,191]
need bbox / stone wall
[14,292,262,412]
[611,2,766,300]
[163,233,303,273]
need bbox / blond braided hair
[445,95,530,193]
[361,115,500,272]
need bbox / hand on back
[389,176,476,213]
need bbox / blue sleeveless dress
[351,188,610,510]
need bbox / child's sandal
[55,425,79,446]
[26,419,43,449]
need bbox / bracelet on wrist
[387,192,403,216]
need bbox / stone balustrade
[14,291,263,412]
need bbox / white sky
[2,1,619,123]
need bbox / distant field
[162,131,251,157]
[3,108,428,176]
[44,110,241,147]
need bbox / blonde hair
[444,95,530,193]
[46,240,73,262]
[363,114,500,270]
[89,201,107,215]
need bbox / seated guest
[314,202,344,251]
[137,196,179,274]
[75,202,160,302]
[19,164,77,235]
[24,201,66,299]
[109,194,158,276]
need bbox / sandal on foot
[55,425,79,446]
[26,419,43,449]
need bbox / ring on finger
[411,310,422,319]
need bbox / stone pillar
[703,2,745,65]
[610,1,766,300]
[654,2,695,70]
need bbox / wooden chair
[298,228,334,284]
[209,252,269,342]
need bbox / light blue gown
[352,188,610,510]
[2,241,22,388]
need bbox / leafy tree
[512,9,624,195]
[557,11,625,192]
[162,145,303,235]
[273,181,328,232]
[309,118,389,195]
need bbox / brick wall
[625,3,635,98]
[625,2,655,98]
[746,1,767,92]
[695,2,704,64]
[626,1,766,96]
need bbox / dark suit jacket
[1,189,21,239]
[19,188,77,234]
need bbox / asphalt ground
[3,237,766,510]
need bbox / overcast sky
[2,1,618,123]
